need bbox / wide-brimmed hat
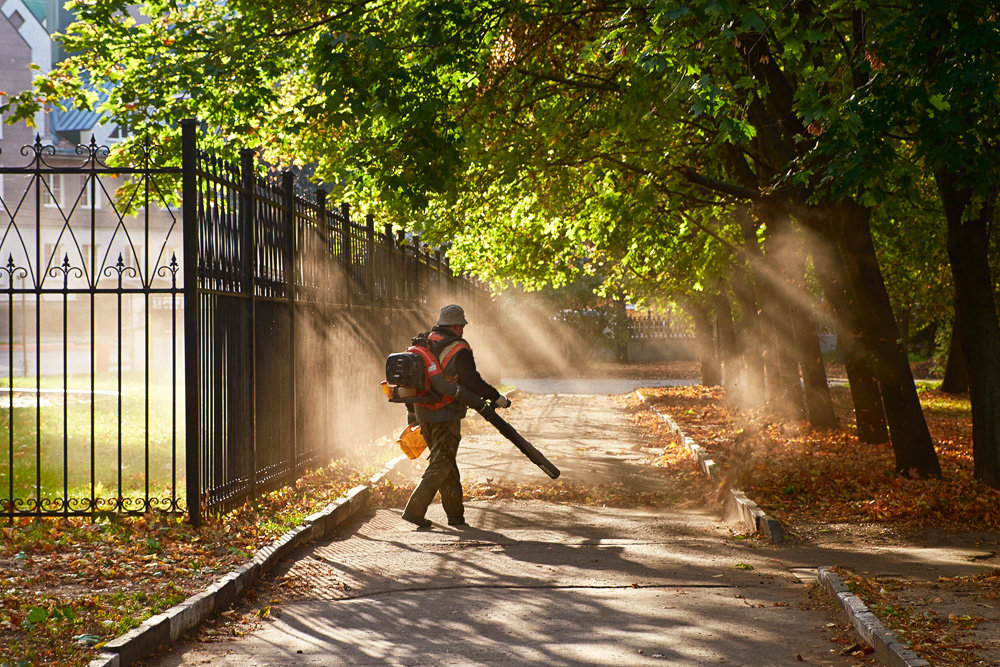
[436,304,468,326]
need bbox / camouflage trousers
[403,420,463,521]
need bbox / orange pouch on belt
[397,423,427,459]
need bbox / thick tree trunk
[805,230,889,442]
[759,288,806,418]
[825,201,940,476]
[940,314,969,395]
[730,207,768,405]
[842,348,890,443]
[898,305,912,357]
[938,170,1000,487]
[779,223,837,429]
[728,277,767,407]
[755,214,806,420]
[685,301,722,387]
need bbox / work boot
[447,516,466,527]
[401,512,432,529]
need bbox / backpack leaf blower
[382,339,560,479]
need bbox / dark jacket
[413,326,500,423]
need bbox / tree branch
[274,0,374,39]
[677,167,760,201]
[514,68,620,93]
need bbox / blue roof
[51,89,109,133]
[23,0,45,23]
[51,107,103,133]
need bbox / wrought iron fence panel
[0,136,184,519]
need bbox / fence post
[435,249,443,296]
[413,234,422,306]
[365,213,375,298]
[239,148,257,501]
[180,119,202,526]
[384,223,394,302]
[283,171,297,483]
[395,230,406,302]
[340,203,353,306]
[316,189,328,297]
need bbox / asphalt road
[151,392,861,666]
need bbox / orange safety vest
[406,332,471,411]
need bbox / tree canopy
[7,0,1000,481]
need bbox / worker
[401,304,511,528]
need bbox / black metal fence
[0,137,184,517]
[181,121,491,523]
[0,124,491,522]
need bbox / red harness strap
[410,335,472,411]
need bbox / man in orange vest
[401,304,511,528]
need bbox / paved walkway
[152,391,869,666]
[501,377,696,395]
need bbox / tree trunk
[842,347,890,443]
[794,320,838,429]
[938,170,1000,486]
[898,305,912,358]
[728,276,767,407]
[805,229,889,442]
[730,207,768,406]
[825,200,940,476]
[685,301,722,387]
[759,287,806,419]
[940,314,969,395]
[780,223,837,429]
[713,290,742,387]
[754,214,806,419]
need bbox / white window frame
[43,174,64,208]
[80,175,102,210]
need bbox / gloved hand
[494,395,511,409]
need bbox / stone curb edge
[633,389,930,665]
[818,567,930,667]
[87,455,411,667]
[634,389,783,543]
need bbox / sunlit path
[152,393,858,667]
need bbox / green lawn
[0,378,184,512]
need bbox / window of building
[80,175,102,210]
[43,174,63,208]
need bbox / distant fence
[626,313,696,362]
[0,122,491,522]
[626,313,693,340]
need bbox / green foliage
[4,0,996,318]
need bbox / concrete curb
[88,455,410,667]
[634,389,783,543]
[819,567,930,667]
[633,389,930,665]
